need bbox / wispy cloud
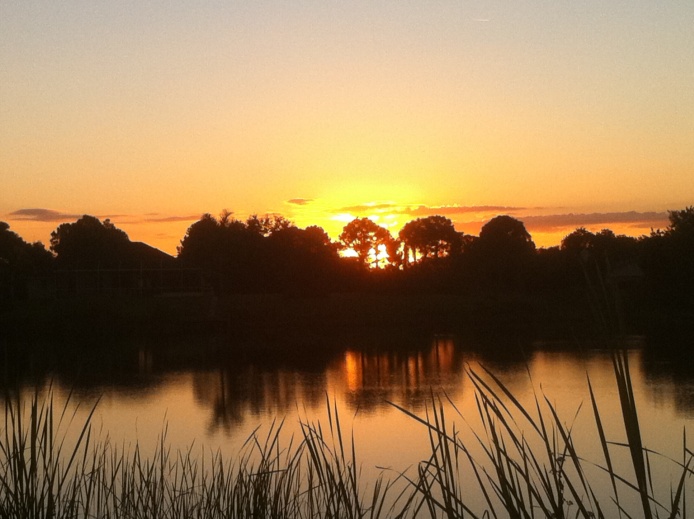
[8,208,82,222]
[330,203,525,217]
[440,210,670,243]
[336,203,397,213]
[144,214,201,223]
[404,205,526,217]
[8,208,203,225]
[520,211,668,232]
[287,198,314,206]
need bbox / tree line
[1,208,693,311]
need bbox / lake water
[3,331,694,516]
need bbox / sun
[286,183,423,243]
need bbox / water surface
[4,332,694,514]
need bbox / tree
[339,218,393,268]
[478,215,535,256]
[384,234,404,270]
[561,227,595,254]
[1,222,48,267]
[0,222,53,298]
[50,215,130,268]
[265,225,340,293]
[562,227,638,266]
[665,206,694,236]
[399,219,424,265]
[470,215,536,291]
[399,215,462,266]
[177,213,224,269]
[643,207,694,307]
[246,214,294,237]
[178,211,338,293]
[303,225,336,252]
[178,212,266,292]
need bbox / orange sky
[2,1,692,254]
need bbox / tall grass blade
[587,374,622,518]
[612,350,653,519]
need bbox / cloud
[335,203,398,213]
[446,211,670,242]
[144,214,201,223]
[520,211,669,232]
[287,198,314,206]
[330,203,527,217]
[404,205,526,217]
[8,208,82,222]
[7,209,204,225]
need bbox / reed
[0,390,410,519]
[391,348,694,518]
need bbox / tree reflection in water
[192,365,330,433]
[192,335,468,432]
[339,335,465,413]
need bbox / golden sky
[2,1,692,254]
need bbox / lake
[3,330,694,516]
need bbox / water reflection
[192,367,328,433]
[4,328,694,518]
[337,335,465,413]
[641,346,694,418]
[3,330,694,431]
[187,336,464,432]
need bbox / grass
[1,351,693,518]
[392,348,694,518]
[0,389,410,519]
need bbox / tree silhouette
[561,227,595,254]
[178,212,342,293]
[1,222,51,267]
[177,213,224,270]
[643,206,694,308]
[469,215,536,291]
[339,218,393,269]
[5,203,694,335]
[478,215,535,256]
[50,215,130,268]
[664,206,694,236]
[178,212,267,293]
[399,219,424,265]
[265,225,340,293]
[562,227,638,269]
[384,234,404,270]
[0,222,53,300]
[399,215,462,266]
[245,214,294,237]
[303,225,336,252]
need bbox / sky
[2,0,693,254]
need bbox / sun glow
[332,213,357,224]
[287,191,421,243]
